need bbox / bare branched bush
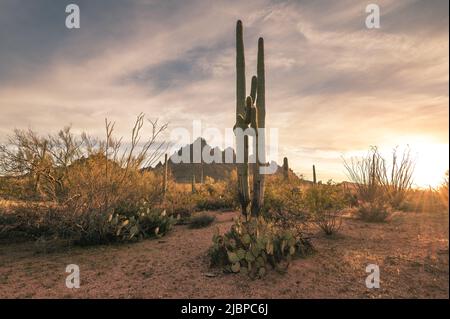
[379,146,415,209]
[343,146,415,209]
[343,146,385,204]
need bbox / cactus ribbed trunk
[251,37,266,217]
[313,164,317,185]
[235,20,250,216]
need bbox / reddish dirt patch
[0,210,448,298]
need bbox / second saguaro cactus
[234,20,266,217]
[283,157,289,180]
[313,164,317,184]
[191,174,196,194]
[163,154,168,199]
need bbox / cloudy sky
[0,0,448,186]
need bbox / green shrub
[0,201,175,246]
[304,182,347,235]
[209,217,314,278]
[165,190,195,223]
[189,213,216,229]
[357,201,390,222]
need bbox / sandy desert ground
[0,210,448,299]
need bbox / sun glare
[406,142,449,188]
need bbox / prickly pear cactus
[209,216,310,278]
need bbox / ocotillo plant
[313,164,317,184]
[234,20,267,217]
[283,157,289,180]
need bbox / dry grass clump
[356,201,391,223]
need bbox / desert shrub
[165,189,196,223]
[304,182,347,235]
[262,174,309,223]
[194,176,239,211]
[0,114,172,245]
[342,189,358,207]
[397,199,418,212]
[209,217,314,278]
[439,171,449,210]
[194,193,236,211]
[357,201,390,222]
[188,213,216,229]
[0,176,34,200]
[0,114,167,203]
[0,201,174,246]
[397,186,447,214]
[343,146,415,209]
[343,147,386,204]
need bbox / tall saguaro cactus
[235,20,250,215]
[234,20,267,217]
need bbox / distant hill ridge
[150,137,290,183]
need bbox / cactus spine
[234,20,267,217]
[283,157,289,180]
[313,164,317,184]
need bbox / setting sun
[410,142,449,188]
